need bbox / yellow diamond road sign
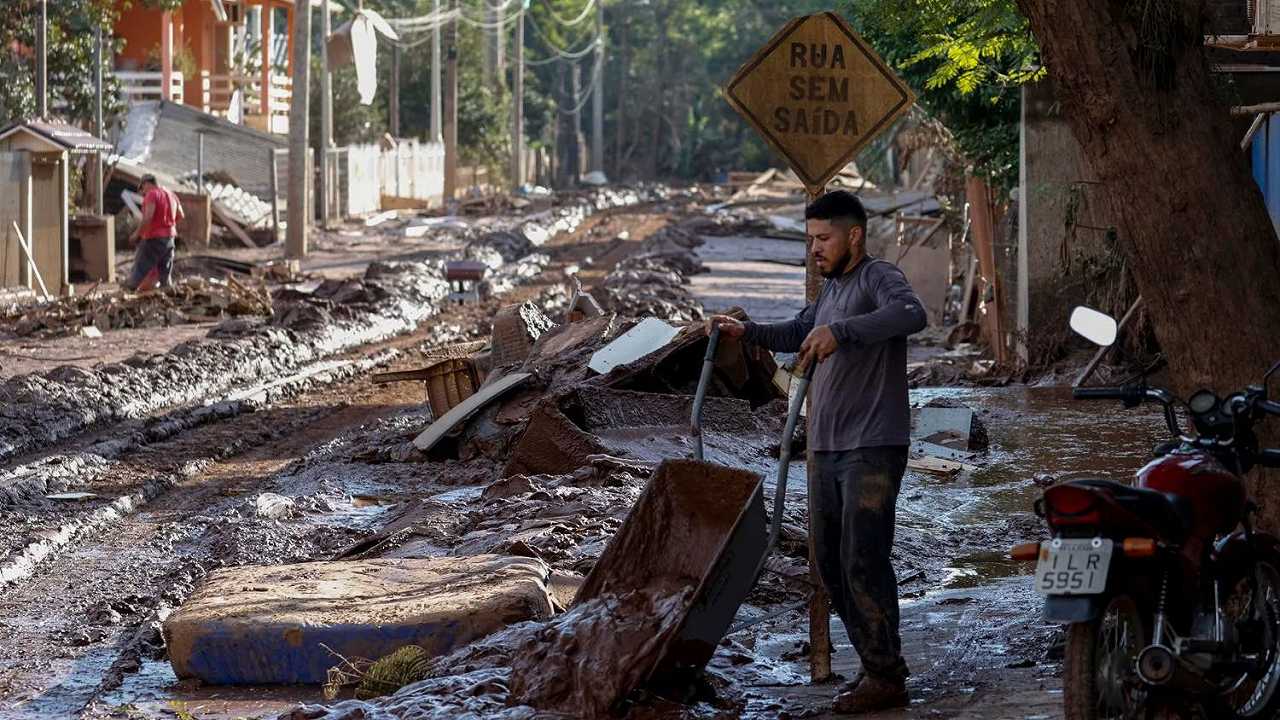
[724,12,916,194]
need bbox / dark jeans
[810,446,910,681]
[126,236,175,290]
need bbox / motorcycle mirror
[1069,306,1118,347]
[1265,360,1280,397]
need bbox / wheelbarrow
[574,324,814,686]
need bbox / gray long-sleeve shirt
[743,256,927,451]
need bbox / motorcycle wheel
[1064,593,1147,720]
[1218,552,1280,718]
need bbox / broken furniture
[444,260,487,304]
[374,357,482,419]
[164,555,555,685]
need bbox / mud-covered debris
[1,277,273,338]
[602,225,708,323]
[296,588,692,720]
[481,474,543,501]
[491,302,556,367]
[255,492,297,519]
[165,556,555,685]
[587,318,680,375]
[922,396,991,451]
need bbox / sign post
[723,11,916,684]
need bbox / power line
[557,51,603,115]
[538,0,596,27]
[526,9,597,56]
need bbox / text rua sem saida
[773,43,858,136]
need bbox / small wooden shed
[0,120,112,296]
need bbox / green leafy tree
[846,0,1041,192]
[0,0,126,128]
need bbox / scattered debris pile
[0,188,658,465]
[0,278,273,338]
[298,588,692,720]
[179,171,274,229]
[602,224,708,323]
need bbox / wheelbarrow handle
[691,325,721,461]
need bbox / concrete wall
[1018,80,1123,363]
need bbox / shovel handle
[754,357,815,582]
[691,325,721,461]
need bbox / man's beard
[819,251,850,278]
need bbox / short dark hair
[805,189,867,229]
[139,174,157,187]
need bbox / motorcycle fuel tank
[1137,449,1246,537]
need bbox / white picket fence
[324,140,445,218]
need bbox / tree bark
[1015,0,1280,525]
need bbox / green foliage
[309,56,387,148]
[846,0,1041,192]
[0,0,125,128]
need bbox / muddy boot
[838,671,866,695]
[832,674,908,715]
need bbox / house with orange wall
[112,0,317,134]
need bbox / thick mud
[0,194,1178,720]
[0,189,652,470]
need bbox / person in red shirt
[126,174,184,291]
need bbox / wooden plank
[211,202,256,249]
[0,151,25,287]
[372,368,437,384]
[908,455,976,475]
[10,221,50,298]
[412,372,532,452]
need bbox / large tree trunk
[1015,0,1280,524]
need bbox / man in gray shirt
[709,190,926,714]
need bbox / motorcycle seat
[1062,479,1192,541]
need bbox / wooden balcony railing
[116,71,185,105]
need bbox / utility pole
[443,0,458,202]
[486,0,505,91]
[320,0,332,225]
[571,62,582,184]
[390,46,401,137]
[286,0,312,258]
[590,0,604,176]
[511,3,525,189]
[36,0,47,119]
[93,24,104,214]
[430,0,443,143]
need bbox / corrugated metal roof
[0,120,113,151]
[115,101,288,203]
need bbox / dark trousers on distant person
[810,446,910,681]
[126,236,175,290]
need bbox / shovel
[755,359,815,579]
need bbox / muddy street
[0,188,1177,720]
[0,203,690,718]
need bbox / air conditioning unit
[1251,0,1280,35]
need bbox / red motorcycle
[1012,308,1280,719]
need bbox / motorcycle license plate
[1034,538,1113,595]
